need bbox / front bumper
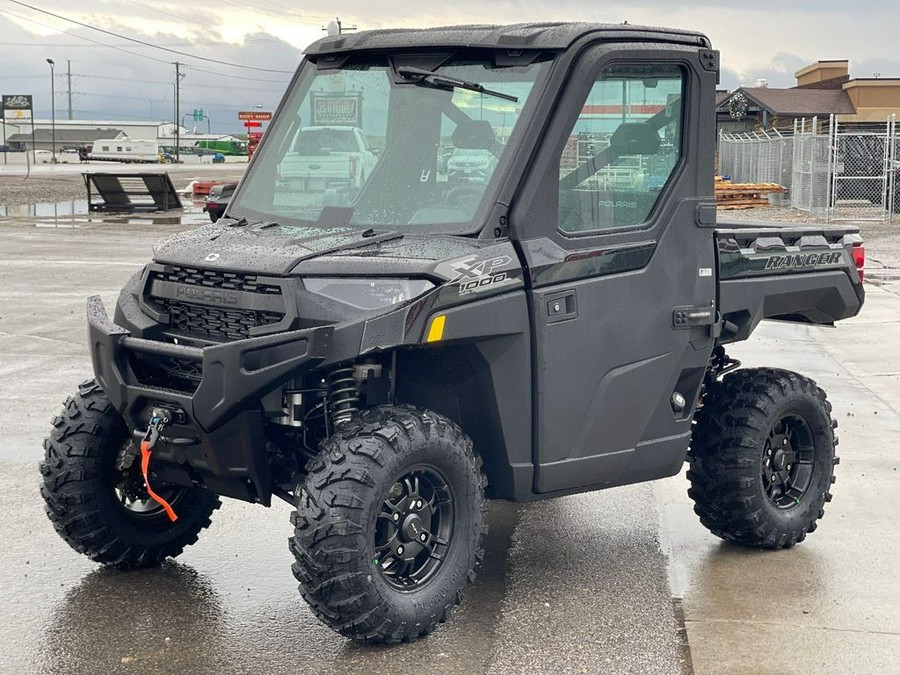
[87,295,333,503]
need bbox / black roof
[305,22,710,56]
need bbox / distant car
[446,148,498,184]
[33,149,54,163]
[204,182,238,222]
[59,148,81,164]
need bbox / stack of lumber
[715,177,786,210]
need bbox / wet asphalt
[0,210,687,674]
[1,198,898,674]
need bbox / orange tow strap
[140,439,178,522]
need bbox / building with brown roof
[717,60,900,133]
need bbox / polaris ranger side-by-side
[42,23,865,643]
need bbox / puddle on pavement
[0,199,89,218]
[0,197,209,228]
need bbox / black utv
[42,23,865,643]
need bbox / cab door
[510,44,719,494]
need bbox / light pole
[46,58,56,162]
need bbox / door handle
[546,290,577,323]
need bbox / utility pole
[46,58,56,161]
[173,61,182,163]
[66,60,72,120]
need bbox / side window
[558,65,683,234]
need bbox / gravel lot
[0,176,87,206]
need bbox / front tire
[290,406,486,643]
[41,380,221,569]
[687,368,838,549]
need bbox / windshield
[229,54,550,233]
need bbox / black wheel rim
[762,414,816,509]
[111,440,185,520]
[373,468,454,591]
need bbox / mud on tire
[290,405,487,643]
[687,368,838,549]
[41,380,220,569]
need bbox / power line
[3,41,199,47]
[120,0,218,30]
[2,68,289,91]
[254,0,332,21]
[0,39,209,49]
[48,108,165,120]
[7,0,295,73]
[184,64,294,83]
[213,0,328,23]
[72,82,284,101]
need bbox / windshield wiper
[289,229,405,263]
[396,66,518,103]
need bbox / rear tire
[41,380,220,569]
[290,406,486,643]
[687,368,837,549]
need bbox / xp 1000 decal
[430,248,522,309]
[453,254,513,296]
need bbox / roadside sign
[192,108,205,122]
[238,111,273,121]
[243,121,262,128]
[311,92,362,126]
[247,130,264,159]
[2,94,33,121]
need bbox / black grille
[153,266,282,295]
[145,265,287,343]
[161,300,282,341]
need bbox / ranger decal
[764,252,842,270]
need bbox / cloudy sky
[1,0,898,133]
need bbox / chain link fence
[718,128,793,200]
[719,114,898,222]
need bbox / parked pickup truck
[276,125,378,201]
[43,22,864,647]
[203,181,237,222]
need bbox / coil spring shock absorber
[327,366,360,427]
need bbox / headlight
[303,278,434,310]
